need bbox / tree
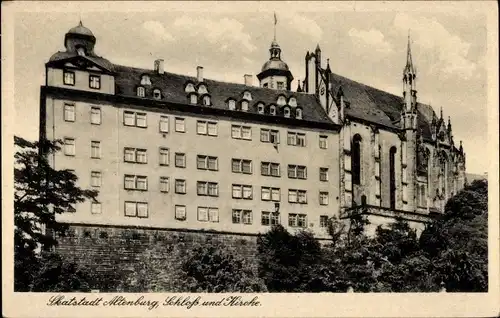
[14,136,98,291]
[257,224,323,292]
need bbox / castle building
[40,22,466,238]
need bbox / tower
[256,15,293,90]
[64,21,97,56]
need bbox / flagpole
[273,12,277,41]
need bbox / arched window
[203,95,211,106]
[185,83,195,93]
[283,107,291,118]
[257,103,265,114]
[389,146,397,209]
[241,100,249,111]
[289,97,297,107]
[351,134,362,185]
[228,99,236,110]
[153,89,161,100]
[269,105,277,116]
[190,94,198,105]
[140,75,151,86]
[296,108,303,119]
[137,86,145,97]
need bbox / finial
[316,43,321,52]
[326,58,331,72]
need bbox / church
[40,21,467,238]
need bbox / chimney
[244,74,253,86]
[154,59,164,74]
[197,66,204,82]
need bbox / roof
[67,22,95,38]
[113,65,332,125]
[48,52,115,72]
[329,71,437,140]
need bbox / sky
[10,1,493,174]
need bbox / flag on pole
[274,12,277,25]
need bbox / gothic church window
[389,146,397,210]
[351,134,362,185]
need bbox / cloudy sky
[9,1,494,174]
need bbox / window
[232,209,242,224]
[197,181,218,197]
[288,165,307,179]
[277,82,284,90]
[76,46,86,56]
[140,75,151,86]
[123,111,147,128]
[89,75,101,89]
[197,155,218,171]
[175,118,185,132]
[124,201,148,218]
[228,99,236,110]
[261,162,280,177]
[64,138,75,156]
[260,129,279,143]
[241,100,249,111]
[90,107,101,125]
[160,177,169,193]
[231,125,252,140]
[289,97,297,107]
[175,205,186,220]
[287,132,306,147]
[390,146,397,210]
[159,148,169,166]
[232,159,252,174]
[289,214,307,228]
[296,108,303,119]
[319,167,329,181]
[243,91,252,100]
[190,94,198,104]
[91,141,101,159]
[185,83,195,93]
[91,202,102,214]
[64,103,75,122]
[153,89,161,99]
[263,83,268,88]
[284,107,291,118]
[124,175,148,191]
[124,148,147,163]
[91,171,101,187]
[175,153,186,168]
[262,211,280,226]
[203,95,211,106]
[197,121,217,136]
[137,86,145,97]
[319,192,329,205]
[320,215,329,228]
[197,207,218,222]
[257,103,265,114]
[261,187,280,202]
[198,85,208,95]
[175,179,186,194]
[232,184,253,199]
[319,135,328,149]
[352,134,362,185]
[288,189,307,204]
[159,116,169,133]
[63,71,75,86]
[269,105,277,115]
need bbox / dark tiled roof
[113,65,332,125]
[329,72,437,140]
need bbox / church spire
[402,30,417,111]
[404,30,415,75]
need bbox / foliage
[14,136,98,291]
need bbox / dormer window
[140,75,151,86]
[198,84,208,95]
[203,95,211,106]
[257,103,265,114]
[190,94,198,105]
[289,97,297,107]
[283,107,291,118]
[228,99,236,110]
[269,105,277,116]
[277,96,286,106]
[243,91,252,101]
[241,100,249,112]
[153,89,161,100]
[296,108,303,119]
[137,86,145,97]
[185,83,195,93]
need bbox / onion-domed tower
[257,39,294,90]
[64,21,97,56]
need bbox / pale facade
[41,22,466,238]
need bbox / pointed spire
[404,30,415,75]
[447,116,452,131]
[297,80,302,92]
[315,44,321,52]
[326,58,331,73]
[459,140,463,153]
